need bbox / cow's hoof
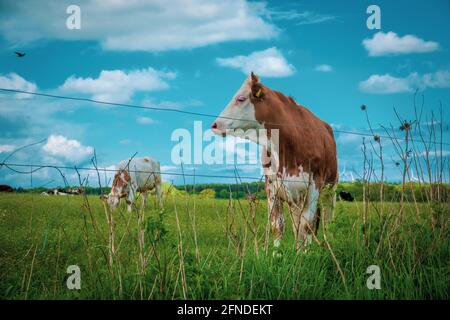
[296,243,311,254]
[273,239,281,248]
[272,250,282,258]
[298,246,309,254]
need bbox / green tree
[199,188,216,199]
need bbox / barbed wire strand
[0,138,47,166]
[1,88,448,146]
[2,162,264,181]
[2,160,444,185]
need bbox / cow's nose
[211,122,218,129]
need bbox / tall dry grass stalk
[24,244,38,300]
[172,193,187,299]
[360,96,448,269]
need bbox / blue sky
[0,0,449,187]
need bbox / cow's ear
[251,72,260,84]
[253,87,264,99]
[251,82,264,100]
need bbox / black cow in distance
[339,191,354,202]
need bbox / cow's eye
[236,95,247,103]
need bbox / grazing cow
[45,188,66,195]
[66,188,83,195]
[0,184,14,192]
[339,191,354,202]
[211,73,338,249]
[43,188,82,196]
[101,157,163,212]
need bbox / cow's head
[211,72,281,174]
[100,169,130,211]
[211,72,265,137]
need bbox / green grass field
[0,193,448,300]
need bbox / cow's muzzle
[211,121,227,137]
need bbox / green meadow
[0,192,448,300]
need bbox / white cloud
[118,139,131,145]
[418,70,450,89]
[0,73,60,120]
[98,165,117,184]
[59,68,176,103]
[418,150,450,158]
[359,70,450,94]
[269,10,335,25]
[42,135,94,162]
[0,144,15,153]
[0,74,91,162]
[359,74,412,94]
[160,165,178,181]
[161,165,177,172]
[136,116,155,125]
[315,64,333,72]
[330,123,342,130]
[1,0,277,52]
[337,133,363,145]
[142,97,203,110]
[0,73,37,98]
[363,31,439,56]
[217,47,295,77]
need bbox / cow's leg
[126,193,134,213]
[267,180,284,248]
[269,197,284,248]
[142,192,148,209]
[155,183,163,208]
[292,185,320,249]
[322,184,337,223]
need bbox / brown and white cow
[0,184,14,192]
[211,72,338,249]
[45,188,67,195]
[101,156,163,212]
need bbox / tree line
[10,181,449,202]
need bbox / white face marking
[108,172,128,210]
[212,76,263,135]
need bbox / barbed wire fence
[0,87,449,191]
[1,88,449,146]
[0,85,448,300]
